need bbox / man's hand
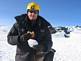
[20,32,31,42]
[20,31,35,42]
[23,32,31,40]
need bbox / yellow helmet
[27,2,40,11]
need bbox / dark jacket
[7,14,53,61]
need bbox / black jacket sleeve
[40,19,53,52]
[7,23,32,46]
[43,27,53,52]
[35,26,53,52]
[7,23,19,45]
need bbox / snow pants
[33,49,56,61]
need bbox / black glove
[20,32,32,42]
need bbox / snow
[52,28,81,61]
[0,26,16,61]
[0,26,81,61]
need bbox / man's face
[27,10,38,21]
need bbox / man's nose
[31,13,36,16]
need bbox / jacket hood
[15,14,27,24]
[15,14,51,27]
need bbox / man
[7,2,55,61]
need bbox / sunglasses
[28,10,39,14]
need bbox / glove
[20,32,32,42]
[20,31,35,43]
[28,39,38,48]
